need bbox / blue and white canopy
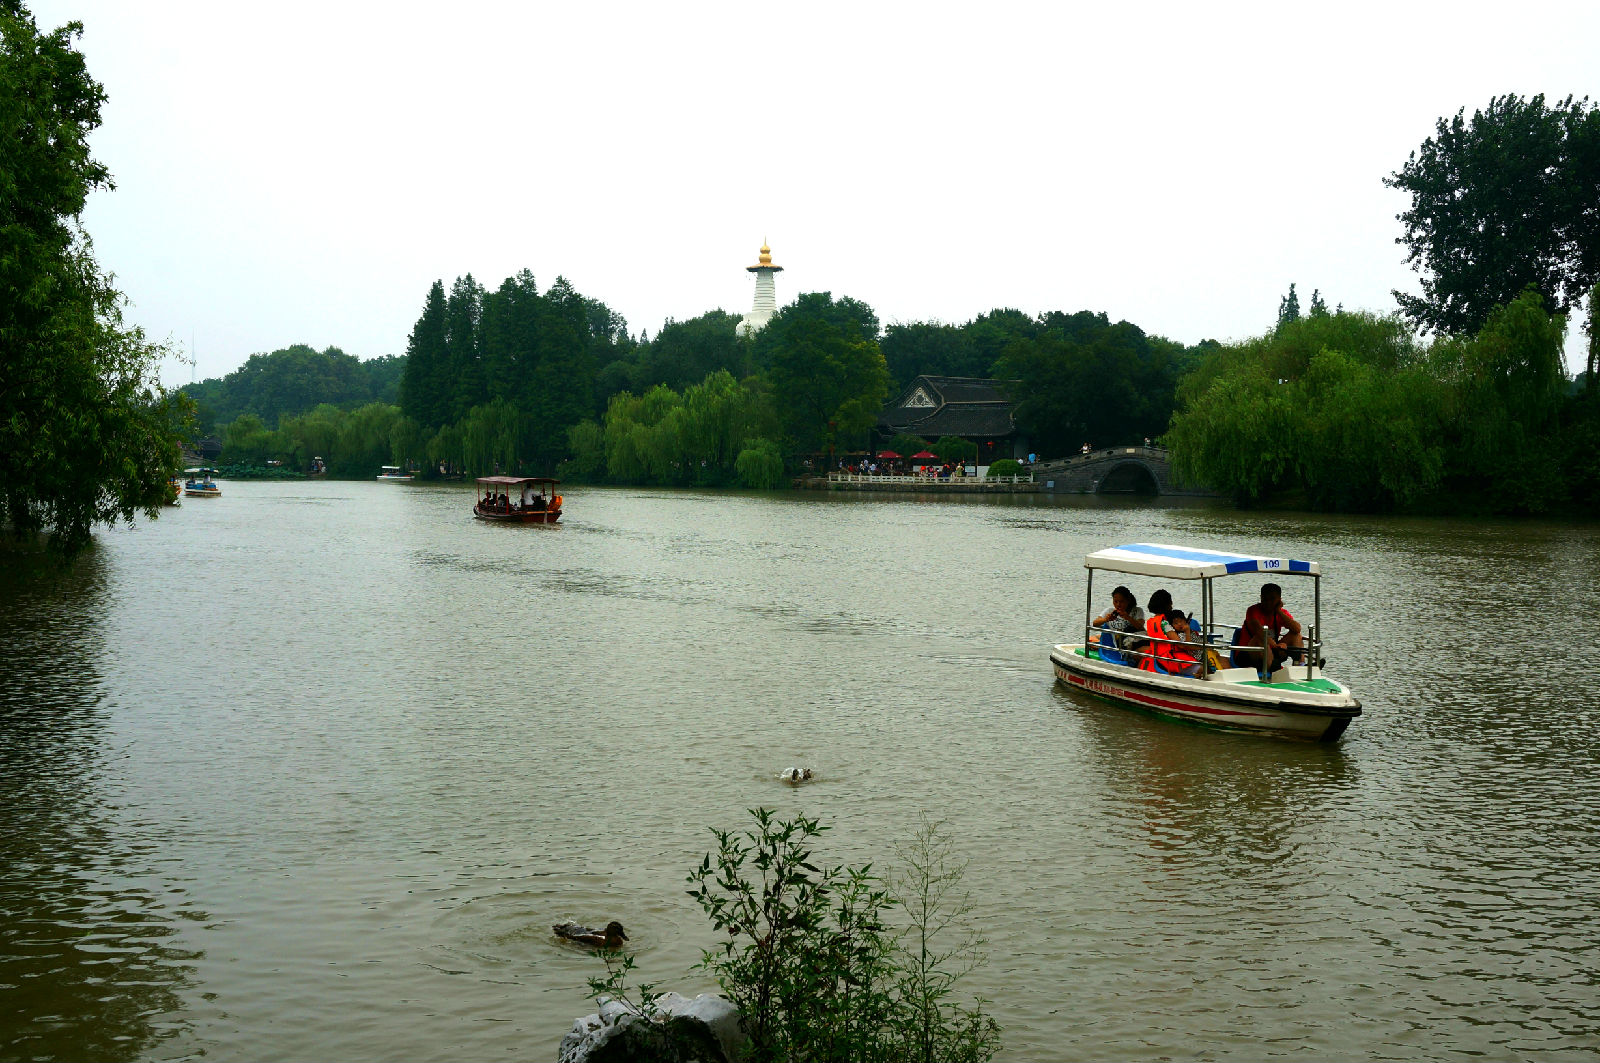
[1085,543,1318,580]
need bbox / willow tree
[1,3,187,555]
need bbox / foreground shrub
[585,809,1001,1063]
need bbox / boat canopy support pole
[1312,573,1321,679]
[1084,568,1094,648]
[1202,576,1213,678]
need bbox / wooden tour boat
[1050,543,1362,741]
[473,476,562,524]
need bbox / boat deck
[1075,646,1343,694]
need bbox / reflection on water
[0,548,200,1062]
[1,484,1597,1061]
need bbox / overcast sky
[31,0,1600,384]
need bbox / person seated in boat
[529,493,547,511]
[1237,582,1304,674]
[1139,603,1202,677]
[1137,590,1173,669]
[1092,585,1146,655]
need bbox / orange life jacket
[1140,615,1198,673]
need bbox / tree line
[8,0,1595,563]
[1170,93,1599,516]
[184,344,403,434]
[1167,293,1597,514]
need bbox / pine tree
[1277,284,1301,328]
[399,280,449,429]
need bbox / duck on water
[553,921,628,949]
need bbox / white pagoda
[737,240,783,336]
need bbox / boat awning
[476,476,559,486]
[1084,543,1318,579]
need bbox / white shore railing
[825,472,1035,485]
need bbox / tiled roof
[879,376,1019,437]
[880,402,1017,437]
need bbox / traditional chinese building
[875,376,1028,465]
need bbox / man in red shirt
[1239,582,1304,674]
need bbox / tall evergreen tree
[1277,284,1302,328]
[399,280,449,429]
[445,274,485,421]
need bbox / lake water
[2,481,1598,1061]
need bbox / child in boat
[1139,592,1200,675]
[1158,610,1203,677]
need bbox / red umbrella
[876,450,901,459]
[910,450,937,459]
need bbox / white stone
[556,992,747,1063]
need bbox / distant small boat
[183,468,221,498]
[376,465,414,482]
[473,476,562,524]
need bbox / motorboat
[1050,543,1361,741]
[183,468,221,498]
[473,476,562,524]
[376,465,414,482]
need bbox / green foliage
[757,293,890,455]
[1586,280,1600,391]
[567,370,778,485]
[183,344,393,430]
[885,433,930,459]
[215,402,414,477]
[397,270,625,472]
[993,312,1188,456]
[1168,298,1585,513]
[1425,290,1569,512]
[1,2,188,556]
[673,809,1000,1063]
[984,459,1022,479]
[887,816,1003,1063]
[881,322,982,392]
[557,420,606,482]
[735,439,785,489]
[932,436,976,463]
[1277,283,1301,328]
[1387,94,1600,334]
[641,310,746,391]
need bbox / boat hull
[1051,644,1360,741]
[184,486,221,497]
[473,504,560,524]
[376,475,414,482]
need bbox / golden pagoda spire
[748,238,782,273]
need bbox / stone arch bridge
[1032,445,1211,496]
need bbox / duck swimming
[552,920,628,949]
[779,767,814,783]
